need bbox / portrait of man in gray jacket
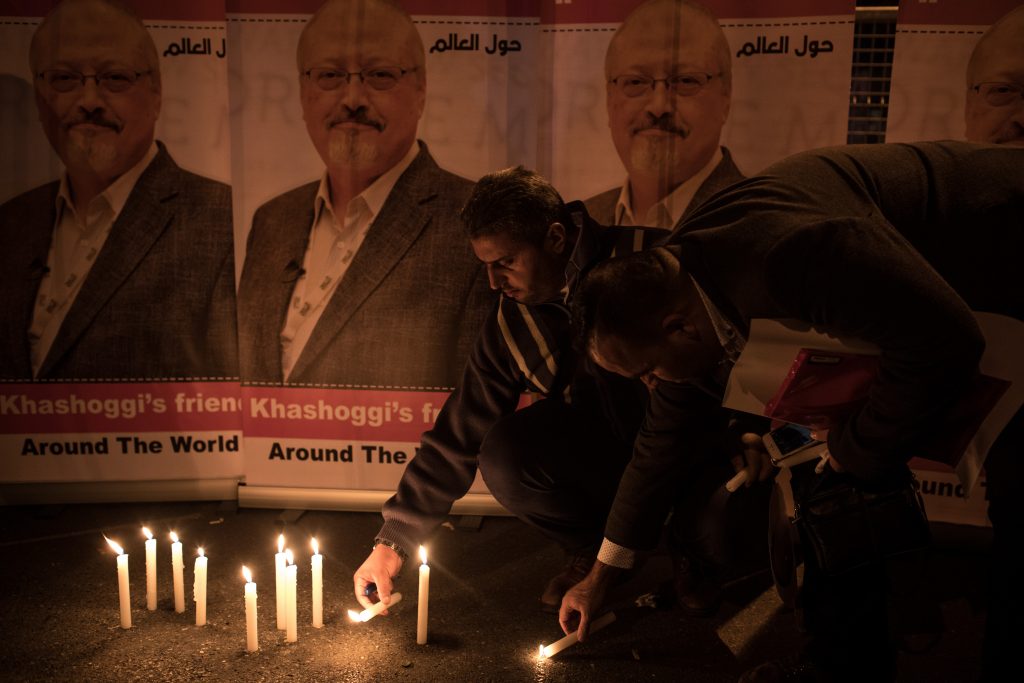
[0,0,237,381]
[237,0,492,389]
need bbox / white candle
[194,548,208,626]
[725,470,749,493]
[105,536,131,629]
[417,545,429,645]
[170,532,185,613]
[347,592,403,623]
[311,538,323,628]
[285,549,297,643]
[242,566,258,652]
[538,611,617,659]
[142,526,156,611]
[275,534,286,631]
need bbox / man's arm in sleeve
[375,302,523,556]
[560,380,730,635]
[602,379,732,565]
[764,218,985,480]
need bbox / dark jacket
[377,202,667,554]
[0,142,237,380]
[603,141,1022,551]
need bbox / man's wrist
[596,537,635,569]
[373,537,408,561]
[588,559,622,584]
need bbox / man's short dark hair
[572,249,679,351]
[461,166,568,245]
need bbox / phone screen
[769,424,815,455]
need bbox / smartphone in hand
[763,423,826,466]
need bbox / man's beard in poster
[327,110,383,167]
[65,114,122,176]
[630,113,691,174]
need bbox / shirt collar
[314,139,420,225]
[56,141,160,228]
[563,201,599,302]
[688,272,745,364]
[614,146,723,228]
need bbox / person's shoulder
[169,169,233,216]
[144,144,232,209]
[253,180,320,219]
[176,167,231,199]
[403,144,474,203]
[583,187,620,225]
[0,181,59,219]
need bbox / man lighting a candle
[353,166,770,616]
[566,141,1023,682]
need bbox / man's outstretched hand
[353,544,404,612]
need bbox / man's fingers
[577,612,590,643]
[558,602,578,635]
[376,573,394,604]
[355,578,374,609]
[756,450,774,482]
[739,433,769,486]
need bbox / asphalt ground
[0,501,989,682]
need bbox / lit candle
[194,548,208,626]
[242,566,258,652]
[417,545,429,645]
[142,526,156,611]
[285,549,297,643]
[275,534,286,630]
[105,536,132,629]
[170,532,185,613]
[311,538,323,628]
[538,611,617,659]
[347,592,403,623]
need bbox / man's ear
[661,311,698,341]
[545,222,567,255]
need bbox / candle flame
[347,609,363,622]
[104,535,124,556]
[419,545,427,565]
[242,565,253,583]
[285,548,294,565]
[538,644,547,659]
[277,534,284,553]
[142,526,153,540]
[311,537,319,555]
[198,547,205,558]
[170,531,179,543]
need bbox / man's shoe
[738,656,826,683]
[539,554,595,612]
[673,555,722,617]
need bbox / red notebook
[764,348,1010,467]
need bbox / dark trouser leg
[982,407,1023,682]
[792,465,905,682]
[800,556,898,682]
[477,399,631,554]
[670,455,772,579]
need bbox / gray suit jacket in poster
[0,142,238,380]
[237,142,493,389]
[583,146,744,231]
